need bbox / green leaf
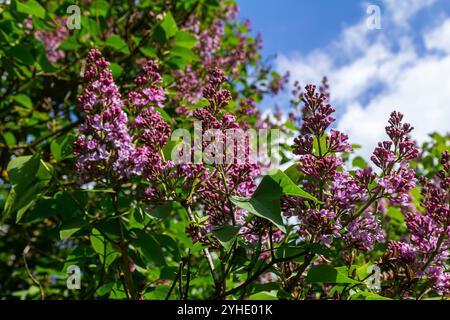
[134,231,166,265]
[129,205,151,229]
[162,139,178,161]
[387,207,405,223]
[83,188,115,193]
[267,169,319,202]
[349,292,391,300]
[6,155,40,186]
[13,94,32,109]
[58,37,80,51]
[166,56,190,70]
[170,47,198,63]
[90,0,109,17]
[36,45,57,71]
[90,228,119,271]
[143,285,170,299]
[140,46,157,58]
[80,16,100,37]
[307,264,360,284]
[212,225,240,251]
[2,155,52,222]
[306,243,334,257]
[159,266,178,281]
[105,35,130,54]
[231,170,319,232]
[21,199,53,224]
[313,134,327,156]
[109,63,123,78]
[9,44,35,65]
[231,195,285,232]
[170,46,198,62]
[352,156,367,169]
[173,31,197,49]
[148,201,174,219]
[14,0,46,19]
[248,292,278,300]
[96,282,114,296]
[274,245,307,263]
[284,163,301,184]
[3,132,16,147]
[368,179,378,191]
[153,234,180,261]
[284,121,296,131]
[154,107,173,125]
[160,11,178,39]
[60,220,87,240]
[188,98,210,110]
[50,134,75,162]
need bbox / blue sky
[239,0,364,56]
[239,0,450,56]
[238,0,450,159]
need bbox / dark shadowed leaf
[349,292,391,300]
[134,230,166,265]
[212,225,240,251]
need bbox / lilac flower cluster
[299,84,336,137]
[127,60,166,110]
[268,71,290,96]
[301,209,342,247]
[386,151,450,295]
[175,68,287,256]
[172,3,262,112]
[329,172,368,210]
[75,49,133,182]
[371,112,419,207]
[236,97,261,130]
[285,86,421,252]
[344,211,385,251]
[74,49,170,184]
[34,17,69,63]
[192,69,260,229]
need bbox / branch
[3,120,81,151]
[22,245,45,300]
[216,250,310,299]
[111,192,137,299]
[184,205,220,289]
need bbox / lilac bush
[72,53,450,298]
[1,0,448,301]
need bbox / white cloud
[383,0,436,28]
[275,1,449,160]
[425,18,450,53]
[339,54,450,157]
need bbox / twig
[165,261,183,300]
[184,204,219,288]
[184,250,192,300]
[111,192,136,299]
[216,250,310,299]
[22,245,45,300]
[3,120,81,151]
